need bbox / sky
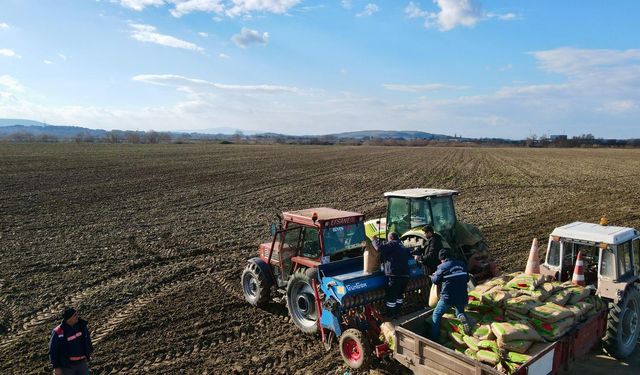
[0,0,639,139]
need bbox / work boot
[458,314,472,336]
[381,305,395,319]
[394,304,403,318]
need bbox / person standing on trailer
[430,248,472,341]
[373,231,411,318]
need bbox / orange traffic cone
[525,238,540,275]
[572,251,585,286]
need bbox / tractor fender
[247,257,274,286]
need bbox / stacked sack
[435,273,607,375]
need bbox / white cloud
[170,0,224,17]
[225,0,301,17]
[231,27,268,48]
[0,48,21,59]
[132,74,299,93]
[112,0,165,11]
[405,0,515,31]
[44,60,53,65]
[129,24,204,52]
[58,53,68,61]
[356,3,379,17]
[0,22,9,29]
[383,83,468,93]
[219,53,230,59]
[341,0,352,9]
[0,75,24,92]
[198,32,209,37]
[487,12,517,21]
[213,16,224,22]
[598,100,638,114]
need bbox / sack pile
[435,273,606,374]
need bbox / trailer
[392,306,608,374]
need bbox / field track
[2,144,640,374]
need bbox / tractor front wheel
[339,328,372,370]
[241,261,271,307]
[286,269,319,334]
[603,284,640,359]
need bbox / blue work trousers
[430,299,467,342]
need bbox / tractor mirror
[270,223,277,236]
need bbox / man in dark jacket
[49,307,93,375]
[373,232,411,318]
[430,249,471,341]
[414,225,443,274]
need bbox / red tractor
[241,207,368,333]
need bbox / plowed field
[2,144,640,374]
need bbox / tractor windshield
[430,197,456,233]
[323,222,366,255]
[387,196,456,234]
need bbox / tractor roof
[283,207,364,227]
[551,221,639,245]
[384,188,459,199]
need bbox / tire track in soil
[99,258,247,374]
[91,270,209,346]
[0,237,233,353]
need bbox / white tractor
[540,221,640,358]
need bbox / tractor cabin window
[323,222,366,256]
[547,239,560,266]
[410,199,432,229]
[618,241,634,278]
[633,238,640,276]
[430,197,456,233]
[600,248,616,279]
[301,227,320,258]
[388,197,410,235]
[574,243,599,284]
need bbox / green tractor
[364,188,497,281]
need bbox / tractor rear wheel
[603,284,640,359]
[339,328,372,370]
[286,269,319,334]
[241,261,271,307]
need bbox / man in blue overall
[373,232,411,318]
[430,248,471,341]
[49,307,94,375]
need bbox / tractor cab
[258,208,367,288]
[540,221,640,359]
[541,221,640,300]
[383,188,459,240]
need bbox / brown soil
[2,144,640,374]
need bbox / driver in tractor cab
[414,225,443,275]
[372,232,411,318]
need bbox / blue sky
[1,0,639,138]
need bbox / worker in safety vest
[430,248,471,341]
[48,307,93,375]
[373,231,411,318]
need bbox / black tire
[286,269,319,334]
[603,284,640,359]
[241,261,271,307]
[339,328,372,370]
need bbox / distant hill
[0,119,458,141]
[0,119,51,127]
[0,119,107,139]
[329,130,454,140]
